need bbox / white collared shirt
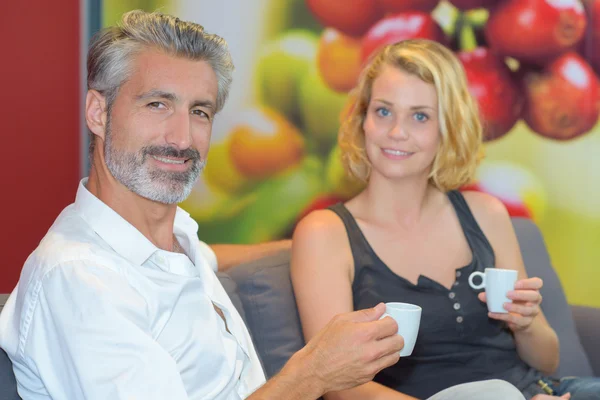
[0,179,266,399]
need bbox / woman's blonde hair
[339,39,483,192]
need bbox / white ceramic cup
[468,268,518,313]
[379,302,422,356]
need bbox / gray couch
[1,218,598,399]
[217,217,600,381]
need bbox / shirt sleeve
[19,261,190,400]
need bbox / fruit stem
[459,16,478,52]
[465,9,489,29]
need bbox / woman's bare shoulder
[461,190,511,226]
[293,209,348,250]
[460,190,516,249]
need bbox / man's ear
[85,90,108,141]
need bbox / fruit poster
[100,0,600,308]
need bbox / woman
[291,39,598,400]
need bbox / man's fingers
[373,331,405,356]
[368,316,400,340]
[368,351,401,377]
[347,303,386,323]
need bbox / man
[0,10,526,400]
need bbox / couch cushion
[512,218,593,377]
[570,305,600,376]
[0,348,20,400]
[0,294,21,400]
[218,250,305,379]
[216,271,246,322]
[219,219,594,381]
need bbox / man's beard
[104,122,205,205]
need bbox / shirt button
[449,292,456,299]
[456,316,464,323]
[456,271,462,278]
[453,281,459,287]
[453,303,461,310]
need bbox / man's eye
[192,109,209,119]
[148,102,165,109]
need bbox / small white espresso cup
[468,268,518,313]
[379,302,422,356]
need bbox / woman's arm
[464,191,560,376]
[291,210,418,400]
[210,240,291,271]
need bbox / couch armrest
[571,305,600,377]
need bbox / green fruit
[255,30,318,124]
[103,0,171,27]
[325,146,365,199]
[233,156,326,243]
[285,0,323,33]
[298,67,348,154]
[193,191,259,244]
[194,157,324,245]
[203,140,257,195]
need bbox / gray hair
[87,10,234,153]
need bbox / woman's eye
[376,107,391,117]
[414,112,429,122]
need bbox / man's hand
[249,303,404,400]
[296,303,404,394]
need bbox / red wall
[0,2,81,292]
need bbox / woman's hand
[532,393,571,399]
[478,277,544,332]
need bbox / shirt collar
[74,178,197,266]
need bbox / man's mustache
[142,145,201,162]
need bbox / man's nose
[166,110,193,150]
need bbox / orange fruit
[317,28,362,93]
[229,107,305,179]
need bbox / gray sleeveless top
[328,190,542,398]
